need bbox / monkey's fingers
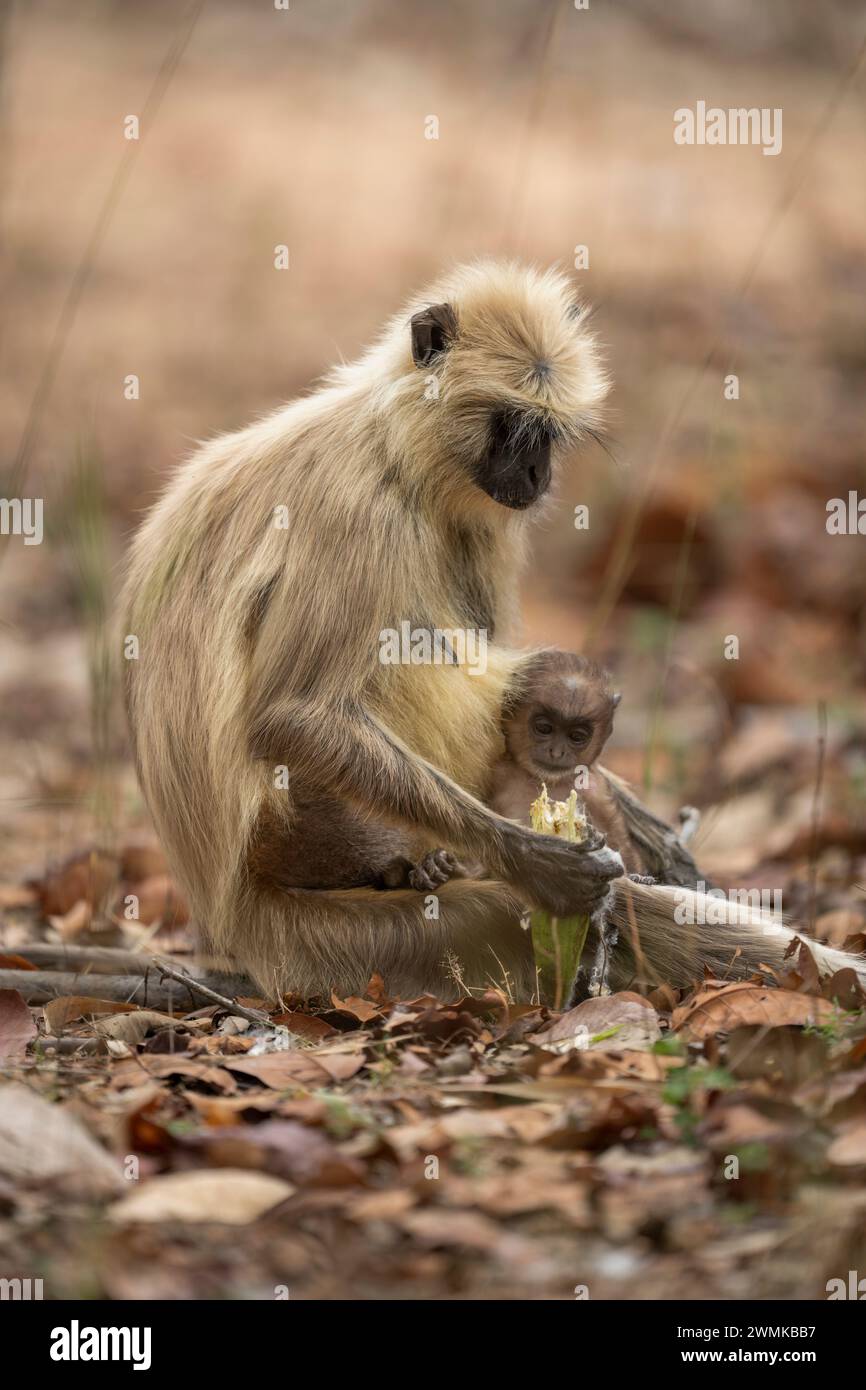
[409,848,455,892]
[502,828,622,918]
[563,837,624,889]
[437,850,473,879]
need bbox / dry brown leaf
[140,1056,238,1093]
[0,952,37,970]
[672,980,834,1039]
[192,1119,365,1186]
[534,992,661,1053]
[32,849,119,916]
[442,1170,591,1224]
[399,1207,529,1254]
[330,991,382,1023]
[726,1024,828,1085]
[822,968,866,1011]
[107,1169,293,1225]
[224,1049,363,1090]
[815,909,866,948]
[599,1143,703,1178]
[272,1010,338,1042]
[47,898,92,941]
[0,989,37,1057]
[0,883,38,908]
[346,1188,417,1222]
[191,1032,252,1056]
[0,1083,122,1195]
[221,1053,335,1089]
[43,995,137,1034]
[795,1067,866,1120]
[826,1123,866,1167]
[312,1050,366,1082]
[126,874,189,927]
[185,1092,329,1126]
[119,842,168,882]
[95,1010,188,1045]
[702,1102,794,1150]
[364,973,389,1006]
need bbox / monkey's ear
[611,691,622,708]
[410,303,457,367]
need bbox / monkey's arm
[251,697,621,917]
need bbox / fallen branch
[4,943,157,975]
[36,1036,104,1056]
[0,969,198,1010]
[152,958,271,1026]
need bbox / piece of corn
[528,785,591,1010]
[529,784,587,844]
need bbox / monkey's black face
[527,709,596,775]
[475,410,553,510]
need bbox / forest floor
[1,725,865,1302]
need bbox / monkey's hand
[408,849,464,892]
[581,825,609,854]
[499,825,623,918]
[375,849,467,892]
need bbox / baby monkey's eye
[532,717,554,737]
[568,723,592,745]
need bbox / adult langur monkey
[123,262,865,1001]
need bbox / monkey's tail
[222,877,535,1004]
[608,880,866,991]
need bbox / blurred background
[1,0,865,924]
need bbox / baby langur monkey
[386,648,645,1003]
[491,648,650,1003]
[390,649,649,890]
[490,649,647,876]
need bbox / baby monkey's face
[525,703,598,774]
[506,666,619,780]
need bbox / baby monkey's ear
[410,303,458,367]
[611,691,622,708]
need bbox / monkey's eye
[568,723,592,745]
[531,717,554,737]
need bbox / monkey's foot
[627,873,657,886]
[409,849,458,893]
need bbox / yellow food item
[529,785,587,844]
